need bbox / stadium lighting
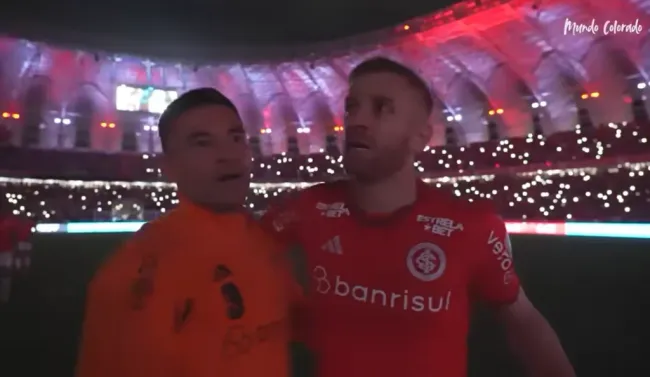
[143,125,158,132]
[297,127,311,134]
[638,82,646,89]
[54,117,71,125]
[496,108,504,114]
[590,92,599,98]
[260,128,272,134]
[2,112,20,119]
[31,220,650,239]
[100,122,116,128]
[454,114,462,121]
[581,93,589,99]
[4,119,648,229]
[334,126,344,132]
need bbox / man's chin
[204,199,247,213]
[344,162,380,183]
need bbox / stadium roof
[0,0,456,62]
[0,0,648,150]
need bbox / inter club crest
[406,242,446,282]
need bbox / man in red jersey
[0,207,34,304]
[262,57,575,377]
[0,214,13,304]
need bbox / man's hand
[495,289,575,377]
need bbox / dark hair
[349,57,433,114]
[158,87,239,152]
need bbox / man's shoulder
[419,184,500,226]
[91,220,161,286]
[268,180,347,214]
[1,215,34,231]
[0,215,35,241]
[294,180,347,203]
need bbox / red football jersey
[0,215,34,252]
[0,216,15,253]
[261,180,520,377]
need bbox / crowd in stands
[1,122,648,182]
[0,122,649,223]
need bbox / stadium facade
[0,0,648,155]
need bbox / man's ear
[411,121,433,152]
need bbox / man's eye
[373,100,391,113]
[194,139,211,147]
[232,134,244,143]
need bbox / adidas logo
[322,236,343,254]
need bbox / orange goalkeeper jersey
[76,202,292,377]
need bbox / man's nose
[345,124,369,138]
[215,154,241,165]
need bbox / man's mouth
[346,141,370,150]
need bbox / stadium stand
[0,0,649,227]
[1,2,649,377]
[1,121,649,222]
[2,122,649,181]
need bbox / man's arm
[14,218,35,271]
[259,189,303,245]
[261,192,310,346]
[471,211,574,377]
[495,289,575,377]
[76,238,148,377]
[76,268,127,377]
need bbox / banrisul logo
[312,266,451,313]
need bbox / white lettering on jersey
[316,202,350,218]
[503,270,514,285]
[271,209,298,232]
[416,215,463,237]
[487,230,513,271]
[322,236,343,254]
[313,266,451,313]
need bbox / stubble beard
[345,140,411,184]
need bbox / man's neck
[203,203,244,214]
[181,197,243,216]
[349,164,417,214]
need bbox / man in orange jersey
[76,88,294,377]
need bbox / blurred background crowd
[0,0,649,226]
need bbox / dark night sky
[0,0,458,61]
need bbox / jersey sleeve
[470,211,520,306]
[14,218,34,239]
[15,218,35,252]
[76,237,150,377]
[281,253,307,343]
[76,252,129,377]
[259,190,304,247]
[0,219,11,253]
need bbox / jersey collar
[345,179,429,226]
[175,196,254,230]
